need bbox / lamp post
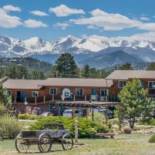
[24,98,28,106]
[24,98,28,113]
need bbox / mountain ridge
[1,35,155,68]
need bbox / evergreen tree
[82,65,90,77]
[55,53,78,77]
[31,70,45,79]
[7,65,17,78]
[119,63,133,70]
[147,62,155,70]
[16,65,28,79]
[0,85,11,108]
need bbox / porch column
[14,92,17,104]
[91,102,94,121]
[43,96,46,104]
[35,96,37,104]
[92,108,94,121]
[52,94,54,102]
[106,89,109,101]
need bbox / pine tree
[55,53,78,77]
[82,65,90,77]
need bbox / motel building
[1,70,155,115]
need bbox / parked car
[98,108,113,119]
[41,112,53,117]
[63,109,83,117]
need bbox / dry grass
[1,133,155,155]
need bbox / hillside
[0,57,52,73]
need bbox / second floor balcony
[12,94,119,105]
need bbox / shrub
[0,115,21,139]
[18,114,39,120]
[140,119,155,126]
[30,116,109,138]
[123,127,132,134]
[78,118,109,138]
[0,104,6,115]
[148,119,155,126]
[149,134,155,143]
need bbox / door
[100,89,108,101]
[16,91,27,102]
[91,88,97,101]
[61,88,72,101]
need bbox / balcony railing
[13,95,119,105]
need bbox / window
[64,91,70,97]
[91,88,97,95]
[118,81,126,88]
[148,81,155,89]
[32,91,39,97]
[76,88,83,97]
[49,88,57,95]
[100,89,108,96]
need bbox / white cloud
[138,23,155,31]
[54,22,69,30]
[126,32,155,41]
[30,10,48,16]
[49,4,85,17]
[0,8,22,28]
[24,19,47,28]
[71,9,155,32]
[71,9,139,31]
[3,5,21,12]
[140,16,150,21]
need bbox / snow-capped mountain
[0,36,54,57]
[1,34,155,57]
[1,34,155,68]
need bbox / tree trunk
[129,118,135,129]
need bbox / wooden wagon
[15,123,74,153]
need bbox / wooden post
[72,108,75,118]
[52,94,54,101]
[74,117,78,144]
[43,96,46,104]
[35,96,37,104]
[85,95,87,101]
[14,93,17,104]
[92,107,94,121]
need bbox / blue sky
[0,0,155,40]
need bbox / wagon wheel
[15,138,29,153]
[62,133,74,150]
[38,133,52,153]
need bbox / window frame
[49,88,57,95]
[76,88,84,97]
[148,81,155,89]
[100,88,108,96]
[32,91,39,97]
[118,80,126,88]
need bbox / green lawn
[0,133,155,155]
